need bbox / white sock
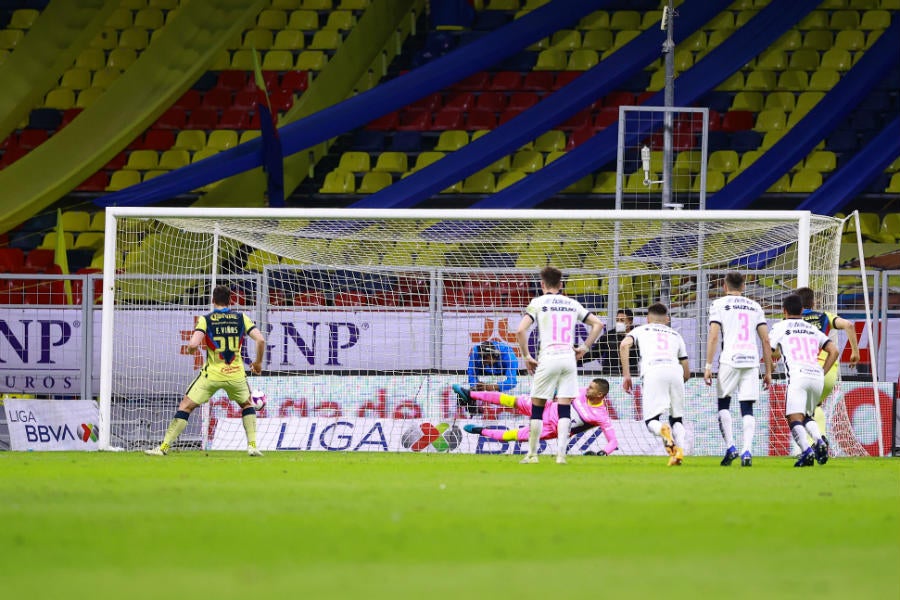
[528,419,541,456]
[557,417,571,459]
[646,419,662,437]
[804,418,823,444]
[672,421,686,448]
[718,409,734,448]
[741,415,755,454]
[791,422,810,452]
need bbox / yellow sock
[814,406,826,439]
[161,416,188,450]
[501,429,518,441]
[499,394,516,408]
[242,413,258,447]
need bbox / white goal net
[100,208,871,457]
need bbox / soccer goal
[99,208,877,457]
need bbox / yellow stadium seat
[149,0,177,11]
[435,130,469,151]
[496,170,527,191]
[579,11,609,30]
[143,169,167,181]
[708,150,739,173]
[309,30,341,50]
[230,50,254,70]
[324,10,355,30]
[792,92,824,118]
[804,151,836,172]
[777,69,808,90]
[693,170,726,192]
[358,171,393,193]
[243,28,273,50]
[860,9,890,29]
[880,213,900,240]
[534,131,565,152]
[338,151,371,172]
[288,10,319,30]
[191,148,220,163]
[789,169,822,193]
[803,30,833,51]
[486,0,519,8]
[886,155,900,173]
[512,150,543,173]
[773,30,802,52]
[830,9,861,29]
[798,10,828,29]
[125,150,159,170]
[62,211,91,231]
[262,50,294,70]
[715,72,745,91]
[648,69,666,91]
[76,87,105,108]
[90,29,118,50]
[0,49,9,66]
[754,109,786,132]
[545,150,565,164]
[118,27,148,50]
[755,49,787,71]
[76,48,106,70]
[674,49,694,72]
[834,30,865,51]
[534,49,566,70]
[44,88,75,110]
[207,130,238,152]
[39,232,74,250]
[671,170,692,192]
[107,170,141,191]
[592,172,617,193]
[527,37,549,51]
[731,91,763,112]
[246,249,281,272]
[134,8,163,29]
[706,10,735,29]
[239,131,261,144]
[567,49,598,71]
[761,130,786,149]
[764,91,796,112]
[373,152,407,173]
[413,151,445,171]
[271,0,301,8]
[302,0,332,7]
[625,171,650,192]
[257,9,287,29]
[274,30,305,50]
[461,171,495,194]
[337,0,369,8]
[787,49,819,72]
[320,170,355,193]
[734,10,758,28]
[105,8,134,29]
[551,29,581,51]
[766,174,790,193]
[808,69,840,91]
[74,232,104,250]
[562,174,593,194]
[611,29,640,49]
[673,151,702,174]
[158,149,190,170]
[296,50,327,70]
[707,29,734,50]
[486,154,511,172]
[609,10,640,30]
[107,48,137,70]
[744,70,775,91]
[582,29,612,51]
[11,8,39,28]
[89,212,105,231]
[174,130,206,151]
[121,0,147,8]
[680,30,707,53]
[642,9,663,28]
[737,150,763,172]
[91,68,121,89]
[887,174,900,193]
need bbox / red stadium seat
[366,112,399,130]
[559,108,591,131]
[173,89,201,111]
[567,124,595,150]
[594,106,618,129]
[521,71,555,91]
[475,92,507,112]
[552,71,582,90]
[60,108,83,128]
[454,71,490,90]
[24,249,56,273]
[396,109,430,131]
[18,129,48,150]
[489,71,523,90]
[201,88,232,109]
[466,109,497,130]
[0,248,25,273]
[444,92,475,111]
[0,146,27,168]
[409,93,443,112]
[155,107,187,130]
[187,107,219,129]
[104,151,127,170]
[431,108,464,131]
[269,90,294,113]
[604,91,636,108]
[219,109,249,130]
[508,92,539,111]
[293,291,327,306]
[499,107,526,125]
[233,90,258,110]
[141,129,176,150]
[720,110,755,132]
[76,171,109,192]
[281,70,309,93]
[217,70,248,91]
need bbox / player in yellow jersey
[145,284,266,457]
[794,287,860,455]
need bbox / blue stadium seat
[826,130,857,153]
[731,131,763,153]
[473,11,509,31]
[389,131,423,152]
[28,109,62,130]
[352,130,385,152]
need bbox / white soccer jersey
[769,318,832,379]
[708,294,768,368]
[524,293,591,356]
[626,323,688,376]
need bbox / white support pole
[852,211,883,456]
[796,211,811,287]
[98,211,120,451]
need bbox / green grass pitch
[1,452,897,600]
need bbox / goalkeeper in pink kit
[454,378,619,455]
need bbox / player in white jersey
[515,266,604,465]
[620,303,690,466]
[769,294,839,468]
[704,272,773,468]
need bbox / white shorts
[716,364,760,402]
[531,348,577,401]
[642,365,685,420]
[784,375,824,417]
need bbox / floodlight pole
[661,0,676,307]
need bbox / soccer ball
[249,390,267,412]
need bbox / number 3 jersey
[768,318,831,379]
[195,308,257,381]
[708,294,767,368]
[524,293,590,356]
[626,323,688,376]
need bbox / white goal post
[98,207,880,456]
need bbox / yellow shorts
[185,372,251,406]
[817,357,838,405]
